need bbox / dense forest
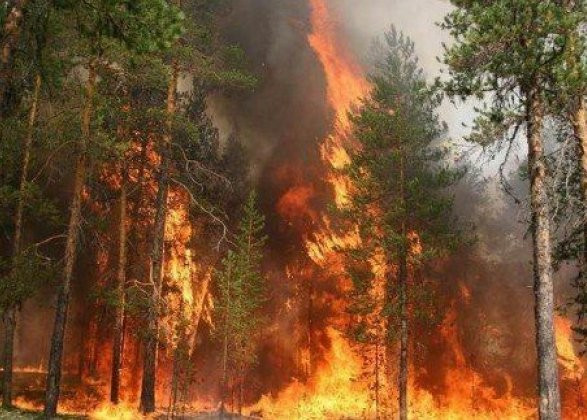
[0,0,585,419]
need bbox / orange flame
[252,1,586,419]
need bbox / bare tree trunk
[238,366,244,416]
[220,262,232,418]
[374,340,380,420]
[1,311,16,408]
[0,0,29,112]
[526,85,561,420]
[44,61,96,418]
[572,98,587,327]
[1,72,41,408]
[398,251,408,420]
[168,347,180,418]
[111,171,127,404]
[140,59,178,415]
[398,150,408,420]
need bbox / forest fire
[247,0,587,419]
[1,0,586,419]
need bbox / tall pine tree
[440,1,574,417]
[341,28,461,420]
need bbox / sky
[336,0,524,176]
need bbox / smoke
[6,0,583,412]
[332,0,474,141]
[212,0,584,407]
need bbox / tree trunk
[374,340,380,420]
[238,369,244,416]
[111,171,127,404]
[398,251,408,420]
[398,149,408,420]
[572,97,587,326]
[44,62,96,418]
[1,72,41,408]
[220,262,232,418]
[1,310,16,408]
[526,85,561,420]
[139,59,178,415]
[0,0,29,112]
[168,347,180,417]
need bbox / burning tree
[339,28,462,420]
[39,2,184,416]
[440,1,586,418]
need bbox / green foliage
[0,251,57,310]
[440,0,579,146]
[54,0,184,55]
[214,191,268,370]
[180,0,258,93]
[441,0,587,351]
[341,27,462,343]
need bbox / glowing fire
[307,0,369,209]
[253,0,586,419]
[251,328,373,418]
[89,402,143,420]
[555,316,584,381]
[8,1,585,417]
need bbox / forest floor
[0,408,36,419]
[0,407,83,419]
[0,407,259,419]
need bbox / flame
[7,364,46,374]
[164,188,195,316]
[251,328,373,418]
[89,402,144,419]
[307,0,369,209]
[307,0,369,131]
[277,184,318,224]
[256,1,586,419]
[555,316,584,381]
[10,1,585,417]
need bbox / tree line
[0,1,586,420]
[335,2,585,420]
[0,0,268,417]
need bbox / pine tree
[547,0,587,352]
[440,1,574,417]
[215,190,267,415]
[341,28,461,420]
[139,0,256,410]
[42,2,183,416]
[0,0,59,407]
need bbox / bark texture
[398,252,408,420]
[398,151,408,420]
[2,73,41,408]
[572,97,587,344]
[1,310,16,408]
[526,86,561,420]
[44,63,95,418]
[139,60,178,414]
[110,173,127,404]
